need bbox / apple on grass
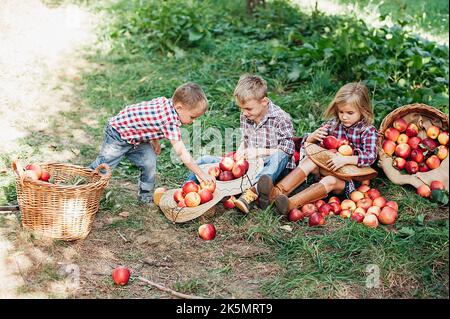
[363,214,379,228]
[366,189,381,200]
[288,208,305,222]
[350,191,364,202]
[430,181,445,191]
[351,212,364,223]
[329,202,341,215]
[357,185,371,193]
[328,196,341,205]
[341,199,356,211]
[198,224,216,240]
[416,184,431,198]
[308,212,325,226]
[340,209,352,219]
[367,206,381,217]
[318,204,333,217]
[223,196,236,209]
[314,200,326,209]
[385,201,398,211]
[372,196,387,208]
[301,203,317,216]
[378,206,397,225]
[356,198,372,210]
[112,266,130,286]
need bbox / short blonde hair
[233,74,267,104]
[323,82,374,124]
[172,82,208,112]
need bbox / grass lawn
[1,0,448,298]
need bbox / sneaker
[138,191,153,204]
[234,188,258,214]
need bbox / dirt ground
[0,0,278,298]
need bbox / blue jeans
[186,150,290,186]
[90,124,156,202]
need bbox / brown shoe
[256,175,275,209]
[274,182,328,215]
[234,187,258,214]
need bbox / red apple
[416,184,431,198]
[200,181,216,193]
[208,166,221,177]
[219,157,235,171]
[225,151,236,159]
[293,150,300,163]
[384,127,400,142]
[367,206,381,217]
[356,198,373,210]
[25,164,42,179]
[382,140,396,156]
[425,155,440,170]
[112,266,130,286]
[427,125,440,139]
[329,202,341,215]
[393,118,408,132]
[341,199,356,211]
[24,170,40,181]
[318,203,333,217]
[301,203,317,216]
[219,171,234,181]
[198,223,216,240]
[323,136,340,150]
[338,145,353,156]
[315,199,326,209]
[373,196,387,208]
[438,131,449,145]
[328,196,341,205]
[366,189,381,200]
[405,161,419,174]
[408,136,422,149]
[235,159,249,172]
[231,163,246,178]
[351,212,364,223]
[410,149,424,163]
[184,192,201,207]
[340,209,352,218]
[350,191,365,202]
[395,143,411,159]
[385,201,398,211]
[430,181,445,191]
[421,137,439,151]
[405,123,419,137]
[363,214,379,228]
[357,185,371,193]
[288,208,305,222]
[378,206,397,225]
[338,137,350,147]
[198,188,213,204]
[308,212,325,226]
[182,181,200,195]
[177,199,187,207]
[40,170,50,182]
[173,189,184,203]
[397,134,409,144]
[223,196,236,209]
[437,145,448,160]
[418,163,429,172]
[393,157,406,170]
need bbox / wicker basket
[12,161,112,241]
[377,103,449,190]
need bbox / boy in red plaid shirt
[257,82,379,215]
[90,83,215,203]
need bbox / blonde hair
[172,82,208,112]
[233,74,267,104]
[323,82,374,124]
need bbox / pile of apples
[382,118,448,174]
[23,163,51,182]
[322,136,353,156]
[208,152,250,181]
[173,180,216,208]
[288,184,398,229]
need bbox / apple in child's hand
[219,171,234,181]
[25,164,42,179]
[338,137,349,147]
[323,136,340,150]
[198,188,213,204]
[223,196,236,209]
[288,208,305,222]
[338,145,353,156]
[173,189,184,203]
[219,157,235,172]
[112,266,130,286]
[184,192,201,207]
[393,118,408,132]
[200,181,216,193]
[208,166,221,178]
[198,224,216,241]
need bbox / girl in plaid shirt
[257,82,379,215]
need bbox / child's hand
[326,153,349,171]
[306,125,329,143]
[151,140,161,155]
[198,171,216,185]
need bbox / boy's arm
[170,139,215,183]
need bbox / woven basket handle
[92,163,112,180]
[11,160,26,186]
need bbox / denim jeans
[186,150,290,186]
[90,124,156,203]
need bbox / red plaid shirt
[109,97,182,144]
[241,100,296,168]
[302,118,379,167]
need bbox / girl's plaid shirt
[302,118,379,167]
[240,100,296,169]
[109,97,182,145]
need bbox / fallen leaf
[119,212,130,218]
[279,225,293,232]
